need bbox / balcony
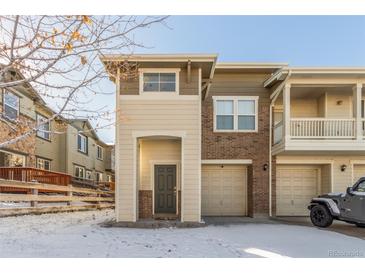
[272,83,365,154]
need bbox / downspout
[269,70,291,217]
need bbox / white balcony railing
[290,118,355,139]
[273,120,283,144]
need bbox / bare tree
[0,15,168,148]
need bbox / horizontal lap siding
[117,97,200,222]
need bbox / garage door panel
[202,164,247,216]
[354,165,365,183]
[277,166,319,216]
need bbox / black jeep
[308,177,365,228]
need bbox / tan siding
[291,99,318,117]
[321,164,332,193]
[116,97,200,222]
[139,139,181,191]
[325,91,352,118]
[119,68,199,96]
[277,155,365,192]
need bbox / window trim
[2,89,20,121]
[36,156,51,171]
[36,112,51,141]
[139,68,180,95]
[77,133,88,154]
[74,165,85,179]
[213,96,259,133]
[96,145,103,160]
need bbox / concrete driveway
[272,217,365,240]
[203,216,365,240]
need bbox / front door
[154,165,176,214]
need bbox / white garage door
[353,165,365,183]
[202,165,247,216]
[277,166,319,216]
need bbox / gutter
[268,70,291,217]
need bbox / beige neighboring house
[102,53,365,224]
[35,110,114,182]
[0,69,114,183]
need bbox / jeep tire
[310,204,333,228]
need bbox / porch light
[341,165,347,172]
[263,163,268,171]
[336,100,343,105]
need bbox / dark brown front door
[154,165,176,214]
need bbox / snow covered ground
[0,209,364,258]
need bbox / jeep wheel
[310,205,333,228]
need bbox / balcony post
[283,83,291,142]
[353,83,362,140]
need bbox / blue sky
[95,16,365,143]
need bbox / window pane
[4,91,19,108]
[217,115,234,130]
[4,105,18,120]
[238,100,255,115]
[238,115,255,130]
[216,100,233,115]
[143,82,159,92]
[160,73,175,82]
[160,82,176,92]
[143,73,159,82]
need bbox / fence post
[31,188,38,207]
[67,186,73,206]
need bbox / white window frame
[213,96,259,133]
[139,68,180,95]
[74,165,85,178]
[77,134,88,154]
[36,157,51,171]
[36,113,51,141]
[96,145,103,160]
[3,89,19,120]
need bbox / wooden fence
[0,167,71,193]
[0,178,114,217]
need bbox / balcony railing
[290,118,355,139]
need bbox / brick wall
[139,190,153,219]
[201,72,272,217]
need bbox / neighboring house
[101,53,365,223]
[1,69,114,182]
[0,69,43,168]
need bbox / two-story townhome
[102,53,365,223]
[1,69,114,182]
[268,67,365,216]
[0,68,43,168]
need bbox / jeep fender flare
[310,198,341,217]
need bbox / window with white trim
[74,165,85,178]
[36,113,50,140]
[96,145,103,160]
[36,157,51,171]
[106,175,112,182]
[77,134,88,153]
[3,89,19,120]
[214,96,258,132]
[140,70,179,93]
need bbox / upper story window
[3,89,19,120]
[36,113,50,140]
[139,69,180,94]
[96,145,103,160]
[77,134,88,154]
[213,96,258,132]
[95,171,103,182]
